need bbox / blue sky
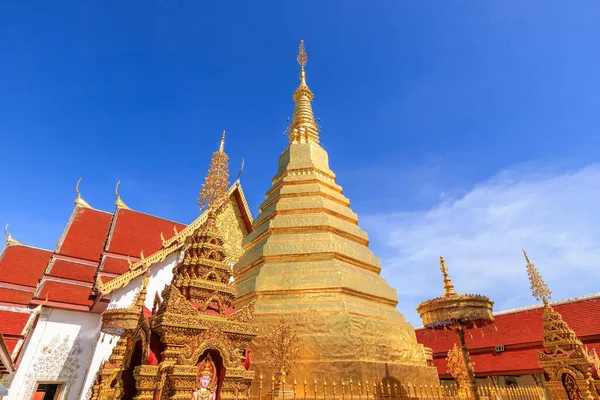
[1,2,600,325]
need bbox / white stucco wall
[77,252,179,399]
[5,308,101,400]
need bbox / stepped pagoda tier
[233,42,438,386]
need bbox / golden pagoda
[233,41,438,387]
[524,250,600,400]
[92,135,258,400]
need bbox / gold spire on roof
[288,40,320,145]
[115,180,131,210]
[134,269,151,308]
[439,255,457,297]
[74,177,92,209]
[4,224,22,246]
[219,130,225,152]
[197,132,230,213]
[523,249,552,305]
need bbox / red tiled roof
[0,288,34,305]
[37,281,93,306]
[0,310,30,336]
[4,338,18,354]
[106,208,186,257]
[416,296,600,354]
[57,207,113,262]
[47,259,97,283]
[101,255,131,275]
[417,296,600,376]
[0,245,52,288]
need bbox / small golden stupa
[233,41,438,387]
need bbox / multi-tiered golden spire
[288,40,320,144]
[197,131,229,215]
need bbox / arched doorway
[121,339,144,400]
[562,373,582,400]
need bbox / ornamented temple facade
[0,168,253,399]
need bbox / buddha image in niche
[193,354,217,400]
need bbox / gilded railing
[244,376,548,400]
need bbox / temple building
[0,135,253,398]
[416,293,600,386]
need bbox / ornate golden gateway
[92,135,258,400]
[524,250,600,400]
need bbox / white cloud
[361,164,600,326]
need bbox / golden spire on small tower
[523,249,552,305]
[74,178,92,209]
[197,131,230,215]
[4,224,22,246]
[134,269,151,308]
[114,180,131,210]
[439,255,457,297]
[288,40,320,145]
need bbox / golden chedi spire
[4,224,22,246]
[233,42,438,388]
[439,255,457,297]
[115,180,131,210]
[288,40,320,144]
[74,177,92,208]
[197,131,229,218]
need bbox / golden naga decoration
[416,256,495,400]
[114,180,131,210]
[4,223,22,246]
[524,250,600,400]
[264,319,303,385]
[74,177,92,208]
[446,344,473,398]
[197,131,229,213]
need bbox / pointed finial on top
[288,41,320,144]
[134,269,151,308]
[115,180,131,210]
[74,178,92,209]
[297,40,307,69]
[4,224,22,246]
[236,156,245,182]
[219,130,226,153]
[523,249,552,305]
[197,131,229,213]
[439,255,457,297]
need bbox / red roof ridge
[493,292,600,316]
[1,242,53,256]
[115,207,187,227]
[414,291,600,330]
